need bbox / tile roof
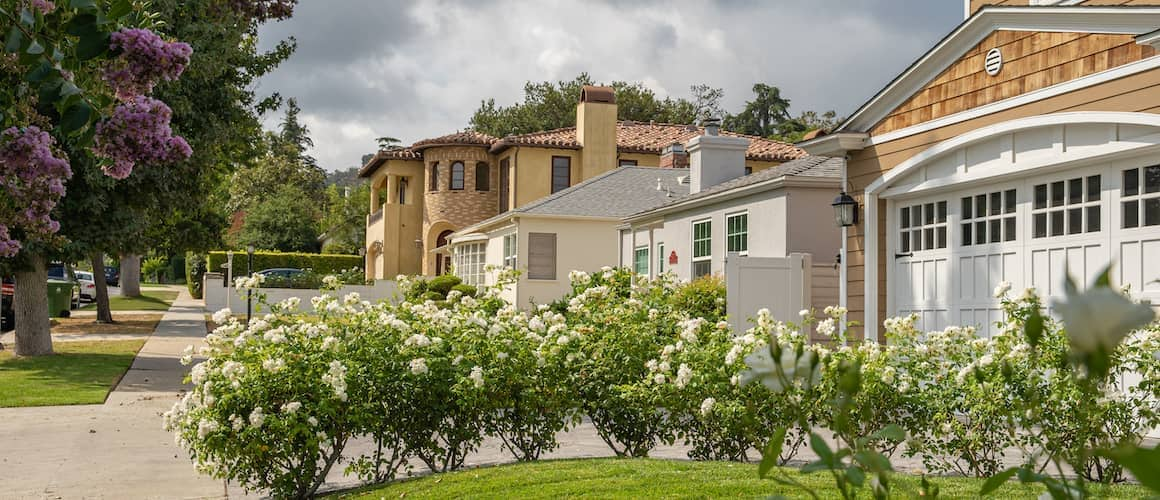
[462,167,691,232]
[357,147,421,178]
[411,130,498,151]
[627,156,843,219]
[490,121,808,162]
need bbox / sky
[255,0,965,172]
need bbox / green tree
[319,183,369,255]
[723,83,792,138]
[469,73,723,137]
[770,110,843,143]
[227,101,326,214]
[235,185,320,253]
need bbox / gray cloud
[256,0,962,171]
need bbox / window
[898,201,947,253]
[450,161,465,190]
[692,219,712,278]
[551,156,571,193]
[1121,166,1160,229]
[502,233,517,269]
[619,159,638,167]
[428,162,439,191]
[633,246,649,275]
[961,189,1016,246]
[397,177,408,205]
[499,158,510,213]
[1032,174,1101,238]
[726,212,748,254]
[656,242,665,275]
[475,162,490,191]
[453,242,486,286]
[528,232,557,280]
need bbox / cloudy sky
[255,0,964,171]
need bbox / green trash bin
[46,279,74,318]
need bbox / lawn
[51,314,163,335]
[0,339,146,407]
[335,458,1150,499]
[82,290,178,311]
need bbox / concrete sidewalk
[0,289,230,499]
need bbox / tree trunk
[120,253,141,297]
[90,252,114,324]
[14,256,53,356]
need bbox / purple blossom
[93,97,193,179]
[103,29,192,101]
[0,126,72,258]
[28,0,55,14]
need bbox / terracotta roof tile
[411,130,498,151]
[490,121,806,162]
[357,148,421,178]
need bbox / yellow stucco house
[358,85,805,280]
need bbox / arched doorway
[435,230,453,275]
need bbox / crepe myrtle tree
[0,0,198,356]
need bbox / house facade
[448,167,689,305]
[358,86,805,281]
[801,2,1160,340]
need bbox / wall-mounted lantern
[832,191,858,227]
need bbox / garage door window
[1121,166,1160,228]
[899,201,946,253]
[961,189,1016,246]
[1032,174,1100,238]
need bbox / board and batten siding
[843,49,1160,337]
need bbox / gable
[873,30,1154,135]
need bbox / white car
[74,271,97,302]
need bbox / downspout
[839,157,849,337]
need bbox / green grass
[82,290,178,311]
[0,339,145,407]
[335,458,1150,499]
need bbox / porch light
[832,191,858,227]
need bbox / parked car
[74,270,97,302]
[257,268,306,280]
[1,276,13,332]
[104,266,119,287]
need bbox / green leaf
[25,39,44,55]
[70,0,98,9]
[19,8,35,27]
[801,460,830,474]
[107,0,132,19]
[853,450,892,473]
[65,13,98,36]
[980,467,1020,496]
[845,466,865,487]
[1093,264,1113,289]
[24,60,53,82]
[758,427,788,479]
[75,31,110,61]
[809,432,833,464]
[59,81,81,97]
[60,101,92,134]
[1099,444,1160,492]
[870,424,905,442]
[1025,307,1044,348]
[5,25,24,52]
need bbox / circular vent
[984,48,1003,76]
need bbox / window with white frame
[1121,166,1160,229]
[692,219,712,278]
[453,242,486,286]
[656,242,664,275]
[633,246,649,275]
[961,189,1016,246]
[502,233,517,269]
[898,201,947,253]
[1032,174,1101,238]
[726,212,748,254]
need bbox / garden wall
[202,272,398,314]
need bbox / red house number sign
[668,250,678,265]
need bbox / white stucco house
[448,166,689,305]
[617,133,843,283]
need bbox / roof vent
[579,85,616,104]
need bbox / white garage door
[890,155,1160,336]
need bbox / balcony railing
[367,208,383,225]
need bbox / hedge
[207,251,364,280]
[186,253,208,299]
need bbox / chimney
[659,142,688,169]
[576,85,618,180]
[686,119,749,194]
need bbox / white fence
[202,272,398,315]
[725,253,812,332]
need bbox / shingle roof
[411,130,498,151]
[627,156,843,219]
[490,121,807,162]
[462,167,691,232]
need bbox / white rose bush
[168,264,1160,498]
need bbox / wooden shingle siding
[872,31,1154,135]
[969,1,1157,17]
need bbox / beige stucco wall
[365,159,424,280]
[514,217,621,306]
[576,101,618,180]
[511,147,581,207]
